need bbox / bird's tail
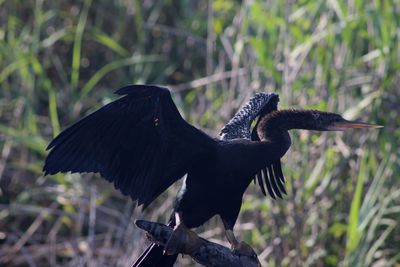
[131,243,178,267]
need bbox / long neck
[257,109,323,140]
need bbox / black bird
[43,85,381,267]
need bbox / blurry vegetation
[0,0,399,266]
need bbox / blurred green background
[0,0,399,266]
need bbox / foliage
[0,0,399,266]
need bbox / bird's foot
[232,241,258,258]
[232,241,262,267]
[164,223,200,255]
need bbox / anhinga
[43,85,381,267]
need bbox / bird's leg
[222,217,260,262]
[164,212,200,255]
[225,229,258,258]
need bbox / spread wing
[43,85,215,208]
[219,92,287,199]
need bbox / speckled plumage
[219,92,279,140]
[219,92,287,200]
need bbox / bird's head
[259,109,383,133]
[304,110,383,131]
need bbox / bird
[43,84,382,267]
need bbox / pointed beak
[328,120,383,131]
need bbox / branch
[135,220,260,267]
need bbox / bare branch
[135,220,261,267]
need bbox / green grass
[0,1,399,266]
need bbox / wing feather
[273,162,287,194]
[262,169,276,199]
[267,166,282,199]
[44,84,215,207]
[219,92,287,198]
[256,171,266,196]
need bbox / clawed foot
[232,241,262,266]
[225,228,258,259]
[164,223,200,255]
[232,241,258,259]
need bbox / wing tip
[42,160,62,176]
[42,166,56,176]
[114,84,170,96]
[45,141,55,151]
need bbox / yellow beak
[328,120,383,131]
